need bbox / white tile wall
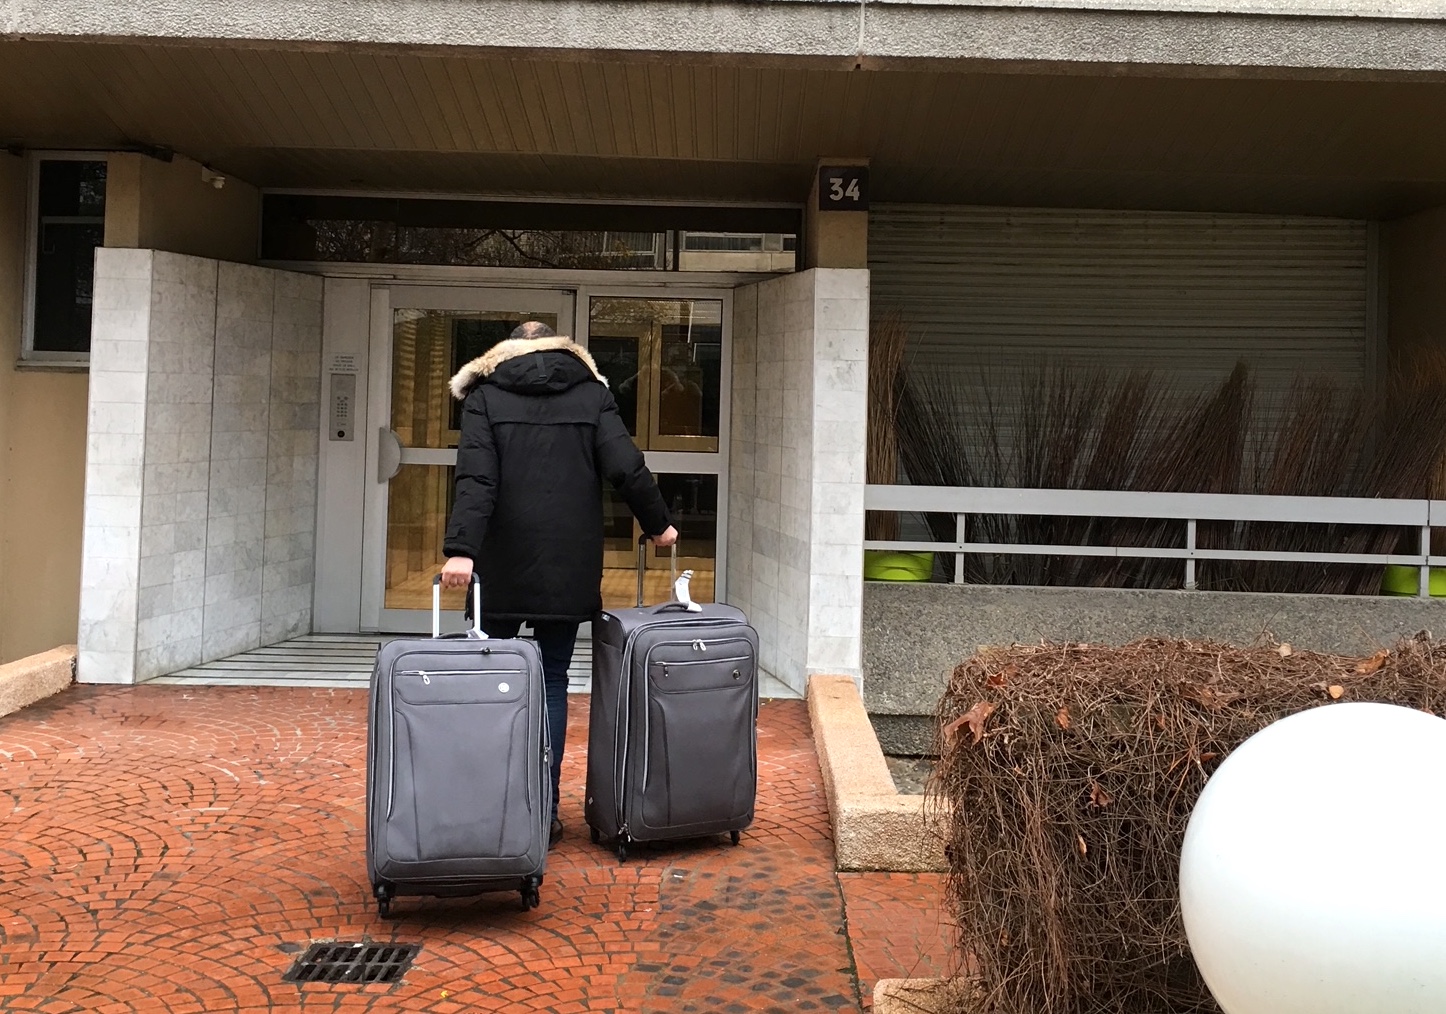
[262,271,322,645]
[805,271,868,681]
[203,263,272,661]
[78,251,323,684]
[727,268,870,693]
[79,251,154,684]
[136,253,218,679]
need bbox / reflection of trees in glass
[312,222,666,269]
[590,298,723,330]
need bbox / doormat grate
[282,941,421,984]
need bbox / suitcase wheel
[373,882,394,918]
[589,826,600,845]
[616,840,629,863]
[520,876,542,911]
[730,830,741,847]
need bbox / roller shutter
[869,204,1373,398]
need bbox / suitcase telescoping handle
[636,533,678,608]
[637,533,702,613]
[431,572,483,639]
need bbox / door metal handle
[378,428,402,483]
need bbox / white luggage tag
[671,569,703,613]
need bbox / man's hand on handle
[653,526,679,548]
[440,556,474,589]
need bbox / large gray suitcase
[584,538,759,861]
[366,575,550,916]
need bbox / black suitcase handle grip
[431,572,483,638]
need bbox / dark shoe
[549,818,563,849]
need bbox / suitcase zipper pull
[421,672,431,685]
[692,640,706,652]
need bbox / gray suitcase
[584,538,759,861]
[366,574,550,916]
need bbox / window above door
[260,194,799,274]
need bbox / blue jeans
[480,617,578,822]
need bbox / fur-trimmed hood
[449,336,608,400]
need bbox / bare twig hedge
[930,636,1446,1014]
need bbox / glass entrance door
[585,295,728,611]
[360,284,729,632]
[362,286,572,632]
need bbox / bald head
[510,321,557,340]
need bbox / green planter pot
[1381,565,1446,597]
[864,550,935,582]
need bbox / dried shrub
[891,352,1446,595]
[866,312,911,542]
[929,637,1446,1014]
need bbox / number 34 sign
[818,166,869,211]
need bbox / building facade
[3,0,1446,700]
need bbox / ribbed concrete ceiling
[4,39,1446,216]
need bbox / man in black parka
[439,321,676,848]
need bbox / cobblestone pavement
[839,873,956,1008]
[0,685,948,1013]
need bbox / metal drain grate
[282,941,420,984]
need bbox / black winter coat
[442,336,672,623]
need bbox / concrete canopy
[8,0,1446,76]
[3,34,1446,215]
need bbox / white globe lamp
[1179,702,1446,1014]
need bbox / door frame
[577,284,733,587]
[360,284,574,633]
[353,278,733,634]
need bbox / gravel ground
[884,754,938,796]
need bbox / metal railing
[863,485,1446,598]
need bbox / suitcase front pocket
[640,639,757,831]
[395,669,525,706]
[386,666,537,864]
[648,655,753,693]
[646,638,756,694]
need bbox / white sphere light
[1179,702,1446,1014]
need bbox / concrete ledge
[874,978,977,1014]
[0,646,77,719]
[864,582,1446,718]
[808,673,947,872]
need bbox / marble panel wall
[728,268,869,694]
[262,271,323,645]
[78,251,322,684]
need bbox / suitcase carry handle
[651,600,699,615]
[636,533,679,608]
[432,572,484,639]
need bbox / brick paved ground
[0,686,951,1013]
[839,874,957,1008]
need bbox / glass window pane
[659,322,721,439]
[590,337,642,436]
[32,160,106,354]
[656,473,719,564]
[391,308,559,448]
[600,473,718,611]
[384,464,466,612]
[261,194,798,273]
[588,297,722,451]
[677,232,796,271]
[602,485,638,559]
